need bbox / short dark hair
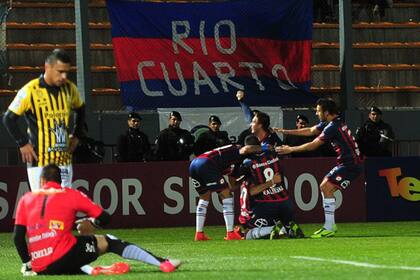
[45,49,71,65]
[244,135,260,146]
[169,111,182,121]
[254,111,270,131]
[316,98,339,115]
[41,164,62,184]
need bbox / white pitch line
[291,256,420,271]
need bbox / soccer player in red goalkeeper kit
[14,164,181,276]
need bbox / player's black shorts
[38,235,99,275]
[244,199,294,229]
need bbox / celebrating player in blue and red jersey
[275,98,363,238]
[238,135,304,240]
[190,143,267,241]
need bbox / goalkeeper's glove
[21,261,37,276]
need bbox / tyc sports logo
[48,120,68,152]
[379,167,420,201]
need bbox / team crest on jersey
[220,178,225,184]
[340,180,350,189]
[335,176,342,182]
[48,120,68,152]
[191,178,201,188]
[49,220,64,230]
[35,89,44,99]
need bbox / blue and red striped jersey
[316,117,363,166]
[245,151,288,202]
[198,144,243,173]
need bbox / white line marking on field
[291,256,420,271]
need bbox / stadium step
[312,42,420,64]
[7,1,108,23]
[313,22,420,43]
[6,43,115,66]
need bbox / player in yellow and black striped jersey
[2,49,85,190]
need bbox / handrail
[313,42,420,49]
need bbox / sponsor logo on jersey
[252,158,279,169]
[49,220,64,230]
[31,247,53,260]
[48,120,68,152]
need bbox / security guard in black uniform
[194,115,230,156]
[155,111,194,161]
[116,112,151,162]
[356,107,395,157]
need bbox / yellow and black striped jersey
[8,76,84,167]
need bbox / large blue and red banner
[107,0,315,109]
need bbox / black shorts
[38,235,99,275]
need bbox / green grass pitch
[1,222,420,279]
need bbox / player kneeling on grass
[236,135,304,240]
[14,164,181,276]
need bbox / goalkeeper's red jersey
[15,181,102,272]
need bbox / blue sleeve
[318,123,336,142]
[316,121,327,132]
[239,100,253,124]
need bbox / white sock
[122,245,161,266]
[222,197,234,232]
[323,197,336,231]
[245,226,274,240]
[196,199,209,232]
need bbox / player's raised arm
[236,90,254,124]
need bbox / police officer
[155,111,194,161]
[116,112,151,162]
[356,107,395,157]
[194,115,230,156]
